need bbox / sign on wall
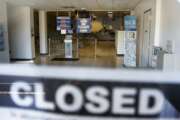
[56,17,72,34]
[77,18,91,33]
[0,65,180,120]
[124,16,137,31]
[0,24,4,51]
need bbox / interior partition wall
[8,6,35,60]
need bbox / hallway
[33,40,124,68]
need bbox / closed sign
[0,65,179,120]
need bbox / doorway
[141,9,153,67]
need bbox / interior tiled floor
[32,40,124,68]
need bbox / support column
[39,10,48,55]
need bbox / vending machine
[124,16,137,67]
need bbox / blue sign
[77,18,91,33]
[56,17,72,34]
[124,16,137,31]
[0,25,4,51]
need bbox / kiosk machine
[124,16,137,67]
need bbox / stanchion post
[48,38,51,56]
[94,38,97,60]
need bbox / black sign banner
[0,64,180,120]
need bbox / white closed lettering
[10,82,33,107]
[112,88,136,115]
[10,81,165,116]
[55,85,83,112]
[139,89,164,115]
[85,86,109,114]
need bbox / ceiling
[5,0,142,11]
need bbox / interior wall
[47,11,129,40]
[94,11,129,41]
[8,5,35,59]
[159,0,180,70]
[0,0,10,63]
[134,0,156,67]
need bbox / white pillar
[39,10,48,54]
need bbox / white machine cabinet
[64,35,73,58]
[124,31,137,67]
[115,31,125,55]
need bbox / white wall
[159,0,180,70]
[0,0,10,62]
[8,5,35,59]
[134,0,156,67]
[134,0,180,70]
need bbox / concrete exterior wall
[8,5,35,59]
[0,0,10,63]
